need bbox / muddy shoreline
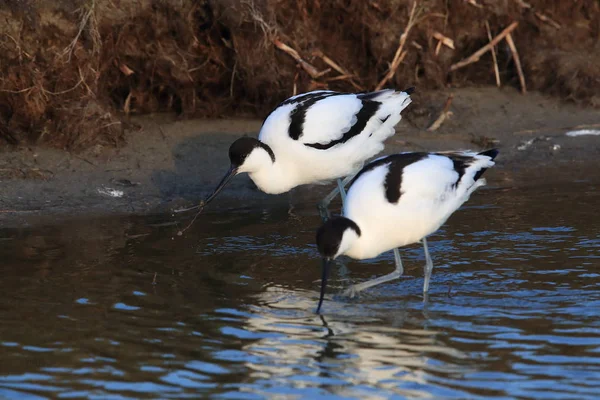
[1,87,599,228]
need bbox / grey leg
[393,248,403,276]
[317,174,354,221]
[422,237,434,294]
[287,190,301,221]
[336,178,347,205]
[343,247,404,298]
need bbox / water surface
[0,183,599,399]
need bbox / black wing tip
[478,148,499,160]
[403,87,416,95]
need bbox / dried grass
[0,0,598,149]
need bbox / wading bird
[315,149,499,313]
[198,88,414,218]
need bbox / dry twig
[230,61,237,98]
[326,74,354,82]
[485,21,501,87]
[375,1,419,90]
[534,12,561,29]
[274,40,326,79]
[119,63,135,76]
[293,72,299,96]
[505,33,527,94]
[61,0,99,62]
[514,0,532,8]
[123,92,132,114]
[314,68,332,78]
[433,31,455,51]
[450,21,519,71]
[515,0,561,28]
[313,50,365,90]
[465,0,483,8]
[313,50,347,75]
[411,41,423,50]
[4,32,32,60]
[43,76,85,95]
[427,94,454,132]
[0,87,35,94]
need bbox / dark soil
[0,0,599,149]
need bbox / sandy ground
[0,87,599,228]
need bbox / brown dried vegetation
[0,0,598,149]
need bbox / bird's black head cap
[229,137,275,167]
[316,217,361,259]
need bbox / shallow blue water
[0,183,599,399]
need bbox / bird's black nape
[403,86,416,95]
[315,217,361,313]
[316,217,361,259]
[228,137,275,167]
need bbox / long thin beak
[204,165,238,206]
[316,258,332,314]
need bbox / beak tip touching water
[316,258,331,314]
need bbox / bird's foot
[317,202,331,222]
[287,205,302,223]
[342,284,359,299]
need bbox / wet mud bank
[0,87,599,228]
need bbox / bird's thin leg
[287,189,301,221]
[337,178,347,205]
[317,189,336,221]
[422,237,434,294]
[343,248,404,298]
[317,174,354,221]
[393,248,404,276]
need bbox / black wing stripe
[383,153,429,203]
[350,149,498,205]
[356,89,391,101]
[288,93,343,140]
[348,153,428,203]
[305,100,381,150]
[279,91,333,107]
[355,87,414,101]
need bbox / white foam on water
[97,187,124,198]
[566,129,600,137]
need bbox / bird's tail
[357,88,413,118]
[473,149,499,182]
[358,87,413,103]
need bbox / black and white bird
[200,89,414,215]
[315,149,499,313]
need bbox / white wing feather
[298,95,363,145]
[258,90,412,148]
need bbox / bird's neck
[247,159,294,195]
[341,221,382,260]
